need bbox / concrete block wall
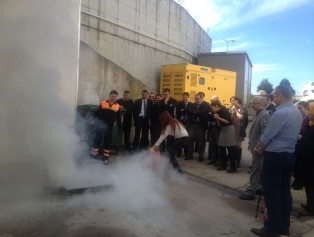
[79,0,211,102]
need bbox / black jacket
[159,97,177,118]
[187,102,210,130]
[133,98,153,121]
[116,98,133,122]
[176,101,192,124]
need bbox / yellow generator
[160,64,236,107]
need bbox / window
[199,77,205,85]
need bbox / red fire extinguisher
[151,149,161,171]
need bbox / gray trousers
[246,149,264,196]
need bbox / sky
[180,0,314,95]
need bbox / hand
[214,114,219,119]
[150,145,157,152]
[254,147,263,155]
[298,135,302,140]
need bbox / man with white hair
[257,90,267,96]
[239,96,269,200]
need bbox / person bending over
[150,111,188,174]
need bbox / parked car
[300,81,314,101]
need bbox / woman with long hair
[150,111,188,173]
[299,102,314,216]
[230,96,248,168]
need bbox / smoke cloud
[0,1,183,217]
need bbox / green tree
[279,78,291,87]
[256,78,274,94]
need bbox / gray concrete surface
[79,0,212,101]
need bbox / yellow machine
[160,64,236,107]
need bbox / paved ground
[1,131,314,237]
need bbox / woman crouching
[150,111,187,174]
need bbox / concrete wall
[79,0,211,102]
[198,52,252,106]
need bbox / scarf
[309,102,314,126]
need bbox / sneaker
[103,159,109,165]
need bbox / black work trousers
[304,184,314,214]
[150,123,160,146]
[122,120,132,147]
[93,121,113,150]
[133,117,149,150]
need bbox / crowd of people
[89,86,314,237]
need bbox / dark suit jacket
[151,102,163,125]
[133,98,153,125]
[176,101,192,124]
[159,97,177,118]
[116,98,133,122]
[187,102,210,130]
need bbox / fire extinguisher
[152,149,161,171]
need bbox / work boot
[102,157,109,165]
[236,148,242,168]
[90,153,97,160]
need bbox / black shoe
[249,166,252,168]
[198,156,204,162]
[217,166,227,171]
[207,160,216,165]
[239,194,255,200]
[277,229,289,236]
[184,157,193,160]
[255,189,263,195]
[300,203,307,209]
[176,168,184,174]
[125,146,132,150]
[237,163,241,168]
[251,228,280,237]
[90,153,97,160]
[227,168,237,173]
[248,171,251,174]
[177,153,182,157]
[293,184,303,190]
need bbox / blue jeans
[262,152,295,234]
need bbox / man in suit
[159,88,177,150]
[116,90,134,150]
[185,93,210,162]
[150,93,163,146]
[176,92,192,157]
[132,90,153,151]
[239,96,269,200]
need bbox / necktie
[144,100,147,117]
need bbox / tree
[279,78,291,87]
[256,78,274,94]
